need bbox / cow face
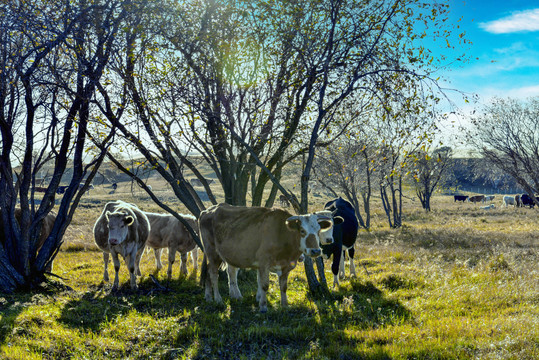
[315,210,344,246]
[105,210,134,246]
[286,214,334,257]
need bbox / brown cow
[199,203,335,312]
[143,212,199,280]
[93,200,150,290]
[468,195,485,203]
[0,208,56,271]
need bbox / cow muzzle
[321,237,333,245]
[109,238,119,246]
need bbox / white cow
[502,195,516,207]
[93,200,150,290]
[480,204,495,210]
[483,195,496,203]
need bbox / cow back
[200,204,301,269]
[145,212,197,252]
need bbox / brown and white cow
[0,208,56,271]
[143,212,199,280]
[199,203,335,313]
[468,195,485,204]
[93,200,150,290]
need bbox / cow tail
[200,253,208,287]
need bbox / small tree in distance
[466,97,539,204]
[411,146,453,211]
[314,132,375,231]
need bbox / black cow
[520,193,538,208]
[454,195,468,202]
[321,197,359,288]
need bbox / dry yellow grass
[1,188,537,359]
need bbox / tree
[411,146,453,211]
[314,127,376,230]
[96,0,468,293]
[466,97,539,203]
[0,0,132,293]
[374,90,439,228]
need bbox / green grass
[1,195,538,359]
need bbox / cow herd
[8,190,536,312]
[454,193,539,209]
[91,197,359,312]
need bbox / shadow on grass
[0,280,73,345]
[55,268,408,359]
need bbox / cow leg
[191,248,199,274]
[332,244,342,288]
[179,252,188,277]
[206,254,223,303]
[103,252,110,283]
[256,267,270,313]
[135,246,144,277]
[111,251,121,290]
[202,255,213,301]
[279,269,291,307]
[127,250,138,290]
[339,250,346,279]
[167,245,177,280]
[227,265,243,300]
[154,248,163,271]
[348,247,357,277]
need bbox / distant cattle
[480,204,495,210]
[278,194,291,208]
[483,195,496,203]
[34,186,48,193]
[0,208,56,271]
[79,183,94,193]
[520,194,537,208]
[143,212,199,280]
[199,203,335,312]
[93,200,150,290]
[502,195,516,207]
[190,178,215,187]
[468,195,485,204]
[321,197,357,288]
[454,195,468,202]
[56,186,68,195]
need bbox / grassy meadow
[0,183,538,359]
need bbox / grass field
[0,188,538,359]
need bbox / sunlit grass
[0,194,538,359]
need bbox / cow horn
[286,215,299,221]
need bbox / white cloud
[480,9,539,34]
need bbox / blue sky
[442,0,539,104]
[428,0,539,148]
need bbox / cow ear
[285,218,300,231]
[124,216,134,226]
[333,216,344,225]
[318,219,333,230]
